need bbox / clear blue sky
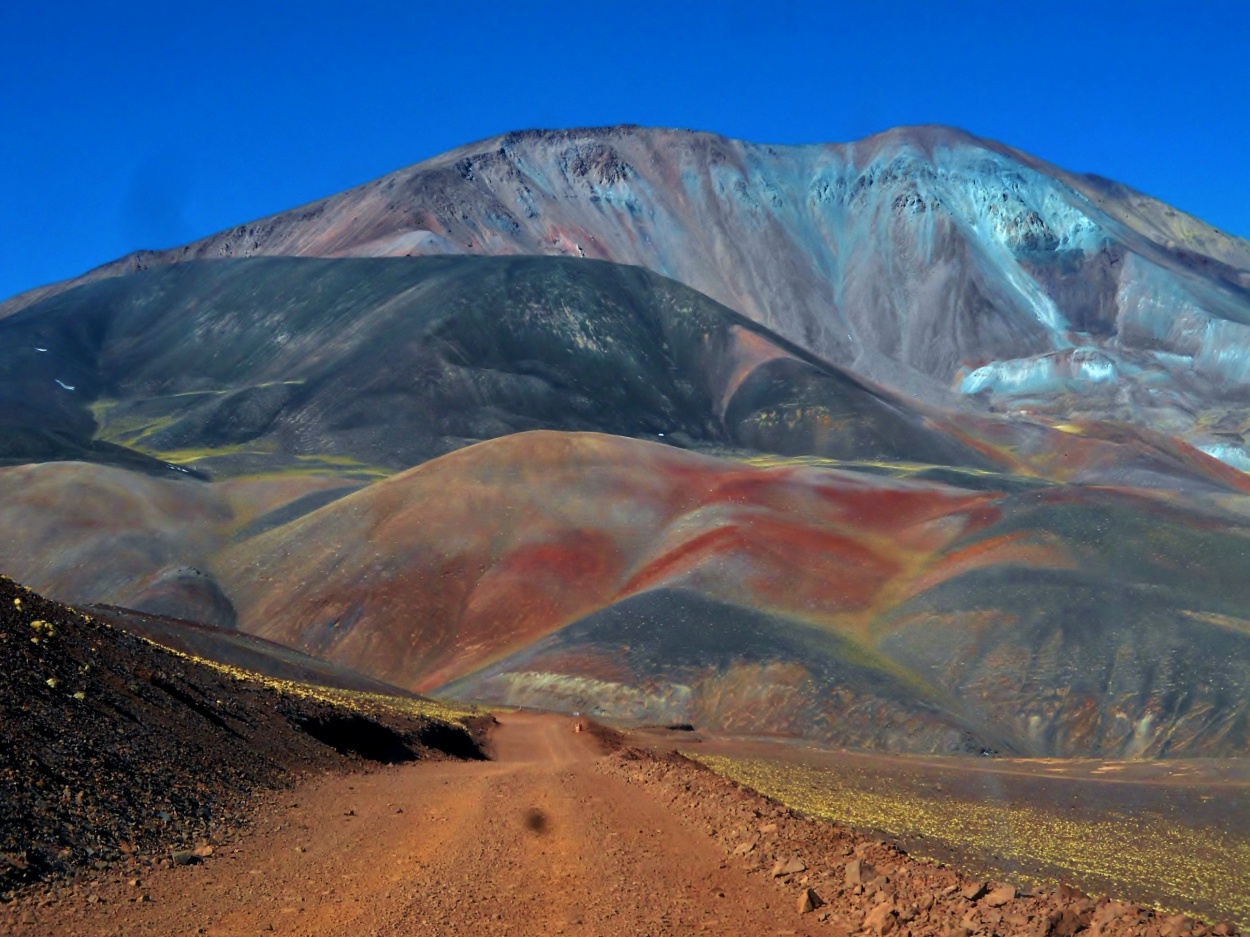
[2,1,1247,302]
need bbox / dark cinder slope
[0,254,991,475]
[440,588,1006,754]
[0,577,479,894]
[86,603,429,697]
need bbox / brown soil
[684,733,1250,924]
[598,744,1244,937]
[1,713,1241,937]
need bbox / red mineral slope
[217,430,1250,757]
[218,431,998,691]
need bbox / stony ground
[0,577,480,898]
[598,745,1244,937]
[0,712,1241,937]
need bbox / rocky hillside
[2,125,1250,759]
[0,577,481,895]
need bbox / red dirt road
[14,712,824,937]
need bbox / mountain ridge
[7,123,1247,311]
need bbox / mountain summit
[8,124,1250,468]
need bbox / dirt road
[17,712,824,937]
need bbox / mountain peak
[5,123,1250,474]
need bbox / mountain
[3,252,1240,493]
[3,125,1250,756]
[7,124,1250,470]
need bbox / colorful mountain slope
[0,460,355,624]
[2,125,1250,758]
[219,431,1250,757]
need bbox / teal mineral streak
[1196,321,1250,386]
[1200,443,1250,472]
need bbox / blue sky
[2,1,1247,301]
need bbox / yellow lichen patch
[148,443,275,464]
[1180,609,1250,637]
[29,619,54,638]
[731,450,1007,482]
[90,401,181,447]
[287,454,394,479]
[227,458,393,483]
[294,454,383,468]
[137,637,481,728]
[689,753,1250,928]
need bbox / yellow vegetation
[734,450,1005,481]
[690,753,1250,928]
[139,638,481,727]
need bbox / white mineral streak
[492,671,691,723]
[1117,253,1250,388]
[960,348,1118,397]
[931,150,1106,342]
[1199,443,1250,473]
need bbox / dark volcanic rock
[125,565,238,630]
[84,603,425,697]
[0,576,479,895]
[441,587,1011,754]
[0,255,993,476]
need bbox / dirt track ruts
[5,712,826,936]
[7,711,1242,937]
